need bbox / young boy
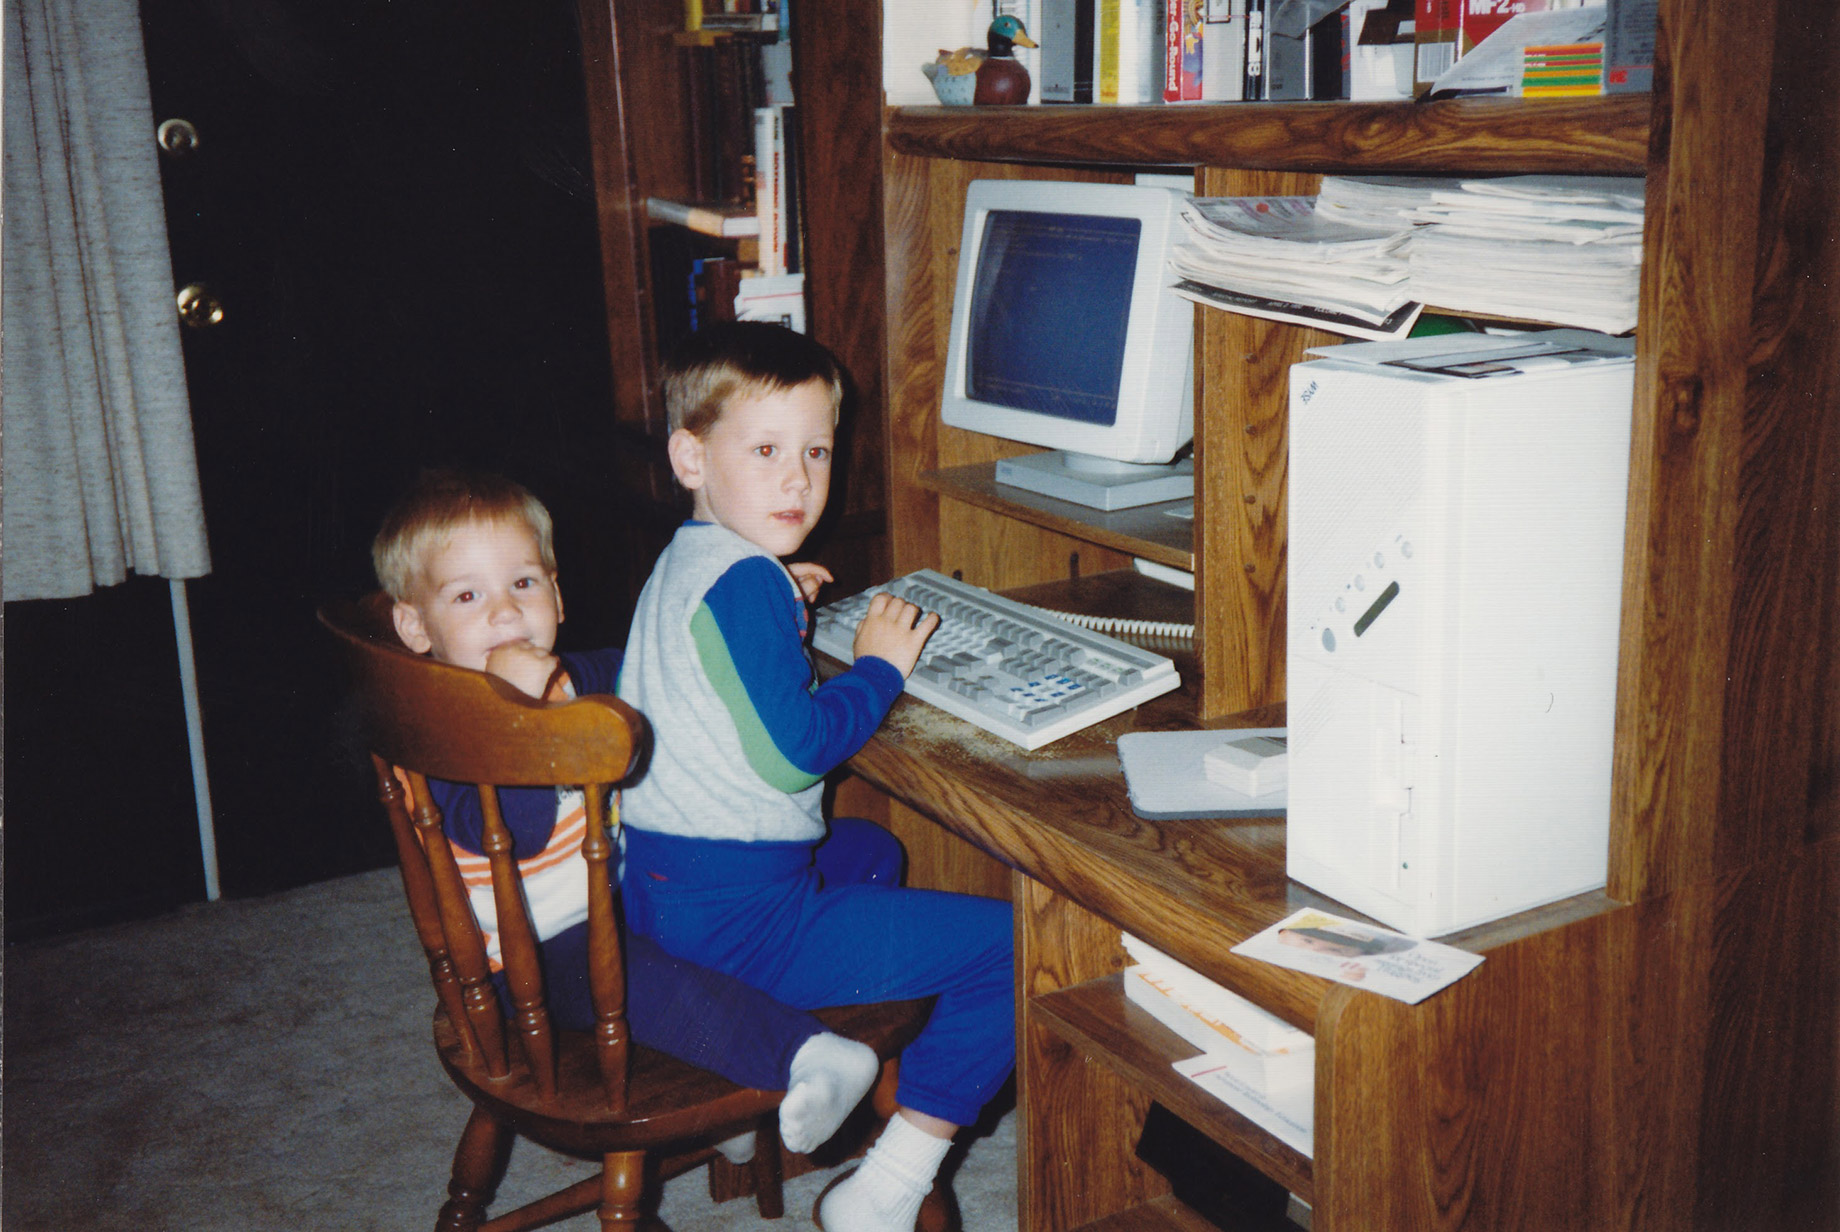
[372,468,892,1160]
[616,322,1016,1232]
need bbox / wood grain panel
[1316,837,1838,1232]
[1193,168,1337,719]
[1610,0,1840,900]
[881,148,945,575]
[886,97,1649,175]
[1018,878,1164,1232]
[576,0,660,430]
[792,0,887,525]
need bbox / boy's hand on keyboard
[483,640,562,699]
[852,593,940,679]
[788,561,834,605]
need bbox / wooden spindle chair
[321,597,931,1231]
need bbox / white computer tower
[1285,331,1636,937]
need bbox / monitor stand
[995,451,1195,512]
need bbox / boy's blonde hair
[662,320,844,437]
[371,469,555,601]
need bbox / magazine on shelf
[1173,280,1425,340]
[1232,908,1484,1004]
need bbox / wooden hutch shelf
[886,95,1650,174]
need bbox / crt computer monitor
[940,179,1196,511]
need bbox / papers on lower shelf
[1121,934,1313,1053]
[1122,933,1317,1158]
[1174,1053,1314,1158]
[1232,909,1485,1005]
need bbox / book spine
[1200,0,1247,101]
[1412,0,1460,95]
[1099,0,1122,102]
[1243,0,1265,98]
[1182,1,1205,98]
[1602,0,1657,92]
[1041,0,1097,101]
[752,105,785,276]
[1164,0,1184,100]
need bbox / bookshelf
[575,0,890,604]
[571,0,1837,1226]
[855,2,1838,1228]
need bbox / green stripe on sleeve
[690,604,822,793]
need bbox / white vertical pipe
[168,578,220,900]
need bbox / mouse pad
[1117,728,1288,820]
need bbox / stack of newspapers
[1121,933,1315,1155]
[1168,195,1424,341]
[1405,175,1646,334]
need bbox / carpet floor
[4,868,1018,1231]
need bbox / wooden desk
[831,641,1677,1232]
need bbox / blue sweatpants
[621,821,1015,1127]
[492,817,904,1091]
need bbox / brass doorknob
[157,118,200,156]
[176,284,225,329]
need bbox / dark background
[4,0,644,940]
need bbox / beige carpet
[4,868,1018,1231]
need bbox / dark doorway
[5,0,630,940]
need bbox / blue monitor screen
[966,210,1141,427]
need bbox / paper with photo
[1232,909,1483,1004]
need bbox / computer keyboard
[810,569,1181,751]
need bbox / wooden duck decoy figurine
[974,15,1037,105]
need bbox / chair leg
[749,1117,785,1219]
[597,1149,652,1230]
[437,1105,513,1232]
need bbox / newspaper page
[1232,908,1483,1004]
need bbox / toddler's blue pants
[621,819,1016,1127]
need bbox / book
[1120,933,1314,1053]
[1099,0,1163,103]
[1041,0,1098,101]
[1099,0,1122,100]
[733,271,806,332]
[1243,0,1266,97]
[753,105,787,276]
[689,255,743,330]
[1163,0,1204,101]
[1411,0,1460,94]
[1602,0,1657,92]
[646,197,761,238]
[1199,0,1247,101]
[1123,966,1316,1092]
[781,104,802,275]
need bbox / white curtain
[3,0,212,602]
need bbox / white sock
[779,1032,880,1154]
[816,1113,952,1232]
[715,1130,757,1165]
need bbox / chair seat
[437,998,934,1159]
